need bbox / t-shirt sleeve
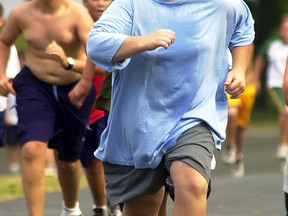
[87,0,133,72]
[228,0,255,49]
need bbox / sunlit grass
[0,174,88,201]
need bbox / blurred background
[1,0,288,116]
[0,1,287,215]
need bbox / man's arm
[0,41,15,96]
[69,58,95,109]
[45,40,87,74]
[225,44,254,99]
[283,57,288,105]
[254,54,266,94]
[0,9,22,96]
[111,29,176,62]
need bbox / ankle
[62,201,81,213]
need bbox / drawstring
[52,85,59,101]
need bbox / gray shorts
[103,123,215,205]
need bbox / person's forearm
[69,55,106,76]
[94,65,106,74]
[112,36,148,62]
[283,58,288,105]
[254,55,265,81]
[69,58,87,74]
[0,41,11,77]
[231,44,254,75]
[109,29,176,63]
[81,58,95,84]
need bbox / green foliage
[1,23,26,53]
[15,34,27,53]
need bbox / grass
[0,174,88,201]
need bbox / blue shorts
[3,125,20,146]
[13,66,95,162]
[0,111,4,147]
[81,116,107,167]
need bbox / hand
[45,40,67,68]
[69,79,92,109]
[224,69,246,99]
[0,76,16,96]
[144,29,176,50]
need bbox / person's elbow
[86,35,97,62]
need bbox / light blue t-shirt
[87,0,255,168]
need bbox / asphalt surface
[0,126,285,216]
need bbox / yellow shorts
[227,84,256,128]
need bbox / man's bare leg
[123,186,165,216]
[56,155,82,208]
[45,148,57,176]
[170,161,208,216]
[8,145,21,173]
[85,158,107,207]
[279,108,288,147]
[158,190,168,216]
[22,141,47,216]
[222,106,239,164]
[236,127,245,159]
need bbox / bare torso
[1,0,93,85]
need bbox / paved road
[0,126,285,216]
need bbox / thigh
[165,123,215,183]
[123,186,165,216]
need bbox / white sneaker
[277,145,288,160]
[232,159,245,177]
[45,166,57,177]
[222,147,236,165]
[61,202,83,216]
[108,204,122,216]
[280,160,286,174]
[9,163,20,173]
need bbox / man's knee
[171,162,208,198]
[22,141,47,162]
[57,159,81,172]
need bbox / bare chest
[22,14,78,50]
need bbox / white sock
[62,201,82,214]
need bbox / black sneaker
[93,208,108,216]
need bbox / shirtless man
[0,1,94,216]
